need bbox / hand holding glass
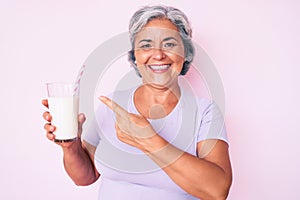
[46,83,79,142]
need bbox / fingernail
[99,96,105,101]
[79,113,85,120]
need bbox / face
[134,18,185,88]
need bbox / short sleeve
[82,102,108,147]
[196,100,228,144]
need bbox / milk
[48,96,79,140]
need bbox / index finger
[99,96,128,117]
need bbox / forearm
[143,136,231,199]
[62,139,99,186]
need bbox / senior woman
[42,5,232,200]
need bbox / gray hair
[128,5,195,76]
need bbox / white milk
[48,96,79,140]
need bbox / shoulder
[180,90,219,116]
[180,89,228,143]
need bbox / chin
[142,77,179,89]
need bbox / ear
[128,50,142,78]
[128,50,136,64]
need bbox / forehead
[135,19,181,41]
[144,18,178,30]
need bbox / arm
[143,135,232,200]
[116,123,232,199]
[42,99,100,186]
[61,139,100,186]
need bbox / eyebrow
[138,39,152,44]
[162,37,179,42]
[137,37,179,44]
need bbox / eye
[163,42,177,49]
[139,43,152,50]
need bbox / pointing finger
[99,96,128,117]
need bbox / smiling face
[134,18,185,88]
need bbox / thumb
[77,113,86,138]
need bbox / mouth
[147,64,171,73]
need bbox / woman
[42,5,232,200]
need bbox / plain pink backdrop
[1,0,299,199]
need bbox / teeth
[148,65,171,71]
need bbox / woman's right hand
[42,99,86,148]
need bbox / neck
[134,82,181,119]
[140,82,181,103]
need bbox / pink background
[1,0,299,199]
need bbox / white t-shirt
[83,87,228,200]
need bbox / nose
[152,48,166,60]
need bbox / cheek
[165,52,184,64]
[165,46,185,63]
[134,50,150,65]
[166,53,185,73]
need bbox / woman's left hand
[99,96,157,149]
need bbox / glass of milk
[46,83,79,142]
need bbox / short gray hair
[128,5,195,76]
